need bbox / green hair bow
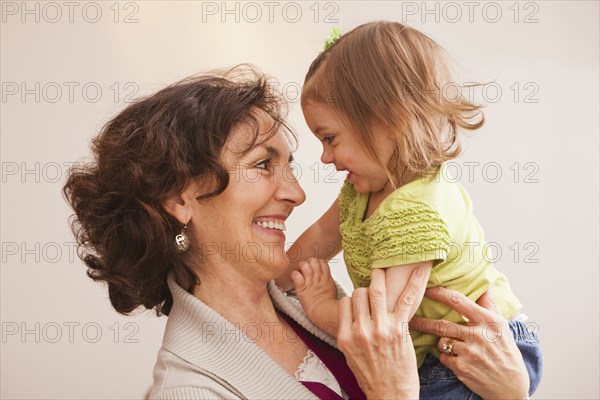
[324,27,341,51]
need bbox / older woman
[64,66,532,399]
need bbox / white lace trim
[294,349,347,398]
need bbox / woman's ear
[161,182,198,225]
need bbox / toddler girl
[276,21,542,399]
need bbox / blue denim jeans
[419,320,542,400]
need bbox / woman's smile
[252,215,288,239]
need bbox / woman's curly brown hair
[63,65,293,316]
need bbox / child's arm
[382,261,433,318]
[292,259,434,338]
[275,199,342,292]
[291,258,340,337]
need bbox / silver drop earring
[174,224,190,253]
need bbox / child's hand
[291,258,338,328]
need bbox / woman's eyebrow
[262,145,293,163]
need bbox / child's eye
[322,136,334,144]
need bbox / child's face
[302,103,395,194]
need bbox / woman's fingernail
[415,266,423,276]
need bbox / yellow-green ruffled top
[338,164,522,367]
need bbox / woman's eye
[255,159,271,170]
[322,136,334,144]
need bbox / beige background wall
[1,1,598,398]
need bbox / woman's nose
[276,167,306,206]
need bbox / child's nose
[320,148,334,164]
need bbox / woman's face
[190,111,306,281]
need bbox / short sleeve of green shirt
[366,199,451,269]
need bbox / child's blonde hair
[302,21,485,187]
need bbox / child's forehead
[303,102,338,117]
[303,102,354,128]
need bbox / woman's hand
[410,285,530,400]
[337,267,427,399]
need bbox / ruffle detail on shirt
[340,196,450,287]
[338,180,355,223]
[367,204,451,262]
[347,268,371,288]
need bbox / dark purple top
[280,312,366,400]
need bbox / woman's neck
[191,267,280,328]
[186,262,311,376]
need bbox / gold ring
[442,338,458,356]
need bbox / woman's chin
[269,257,290,279]
[238,237,288,278]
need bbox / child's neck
[363,172,420,221]
[396,171,421,188]
[363,183,393,221]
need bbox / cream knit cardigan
[148,273,348,399]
